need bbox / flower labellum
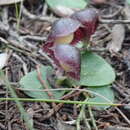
[53,44,81,80]
[55,33,74,44]
[71,8,99,40]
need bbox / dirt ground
[0,0,130,130]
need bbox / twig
[101,6,123,19]
[38,49,56,68]
[21,5,57,23]
[42,3,48,16]
[87,47,108,52]
[41,90,81,121]
[0,37,50,64]
[60,86,81,99]
[80,46,108,52]
[112,84,127,98]
[0,37,32,52]
[36,65,53,98]
[109,83,130,126]
[100,19,130,24]
[116,107,130,126]
[13,53,28,75]
[36,65,57,112]
[21,35,46,42]
[105,126,130,130]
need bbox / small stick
[42,90,82,121]
[36,65,57,111]
[101,6,123,19]
[100,19,130,24]
[36,65,53,98]
[116,107,130,126]
[21,5,57,23]
[38,49,56,68]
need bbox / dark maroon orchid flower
[43,17,83,58]
[71,8,99,40]
[42,18,82,80]
[43,9,99,55]
[42,9,99,80]
[52,44,81,80]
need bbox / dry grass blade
[0,0,24,5]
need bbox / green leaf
[20,66,65,99]
[45,0,87,16]
[46,0,87,9]
[127,0,130,4]
[80,52,116,86]
[88,86,114,110]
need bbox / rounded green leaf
[80,52,115,86]
[46,0,87,9]
[88,86,114,110]
[127,0,130,4]
[45,0,87,16]
[20,66,65,99]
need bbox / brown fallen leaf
[0,0,24,5]
[107,24,125,53]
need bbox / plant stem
[0,97,121,106]
[76,100,91,130]
[76,105,84,130]
[88,106,98,130]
